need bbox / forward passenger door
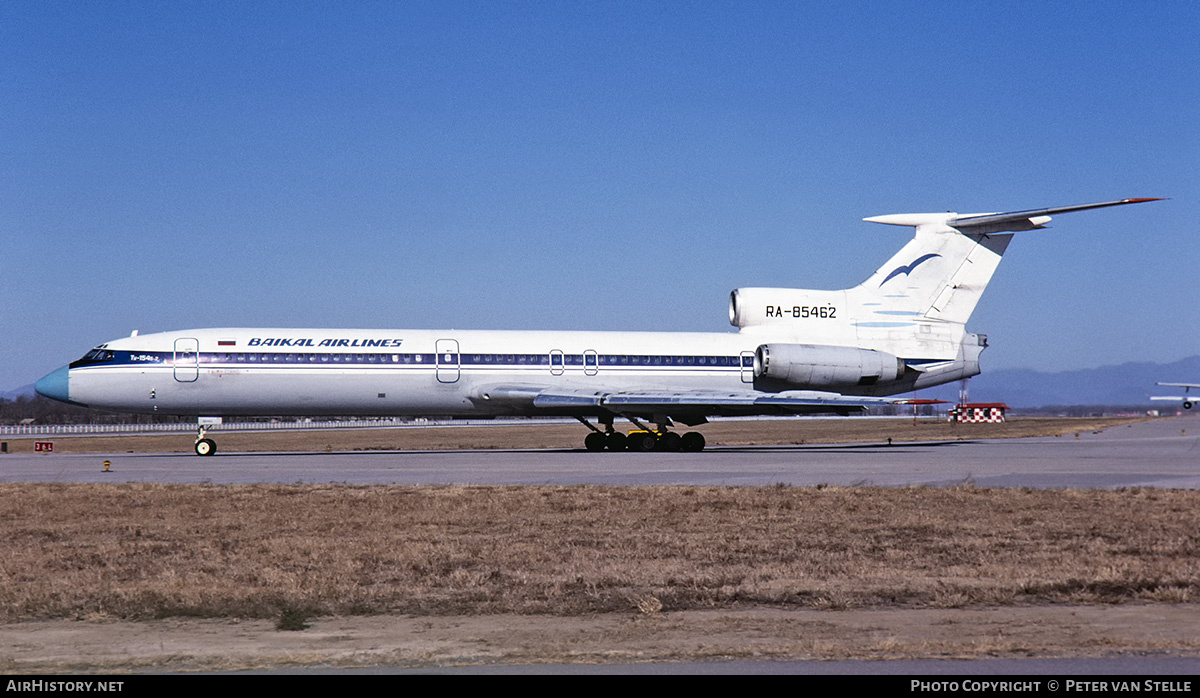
[173,338,200,382]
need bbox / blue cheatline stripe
[71,351,759,369]
[71,350,946,371]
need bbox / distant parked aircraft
[1151,382,1200,410]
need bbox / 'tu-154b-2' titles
[763,305,838,319]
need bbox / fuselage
[36,326,980,418]
[45,328,760,417]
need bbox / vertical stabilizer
[731,198,1162,361]
[854,223,1012,324]
[846,197,1161,357]
[845,218,1011,359]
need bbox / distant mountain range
[3,356,1198,408]
[1,384,34,401]
[921,355,1200,408]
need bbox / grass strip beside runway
[2,483,1196,623]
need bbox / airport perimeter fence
[0,410,961,440]
[0,413,930,437]
[0,418,471,436]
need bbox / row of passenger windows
[210,353,751,367]
[138,352,752,367]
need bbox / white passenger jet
[36,198,1161,455]
[1151,382,1200,410]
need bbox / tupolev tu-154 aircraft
[36,198,1162,455]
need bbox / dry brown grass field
[4,482,1198,623]
[4,416,1199,670]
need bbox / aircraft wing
[1156,382,1200,389]
[474,385,934,422]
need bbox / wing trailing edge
[477,385,931,415]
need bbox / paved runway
[4,414,1198,488]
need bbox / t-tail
[729,198,1163,394]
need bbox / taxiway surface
[4,414,1198,488]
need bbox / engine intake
[755,343,904,388]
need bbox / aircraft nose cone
[35,365,71,403]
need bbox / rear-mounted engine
[755,343,904,388]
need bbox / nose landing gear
[194,422,218,456]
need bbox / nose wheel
[194,424,218,456]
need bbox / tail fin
[857,198,1163,327]
[731,198,1162,359]
[853,223,1011,327]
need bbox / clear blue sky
[2,1,1196,391]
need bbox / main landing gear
[577,417,706,452]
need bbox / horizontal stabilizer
[865,198,1164,235]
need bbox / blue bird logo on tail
[880,253,941,287]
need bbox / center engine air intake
[754,344,904,388]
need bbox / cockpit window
[81,349,115,362]
[70,348,117,368]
